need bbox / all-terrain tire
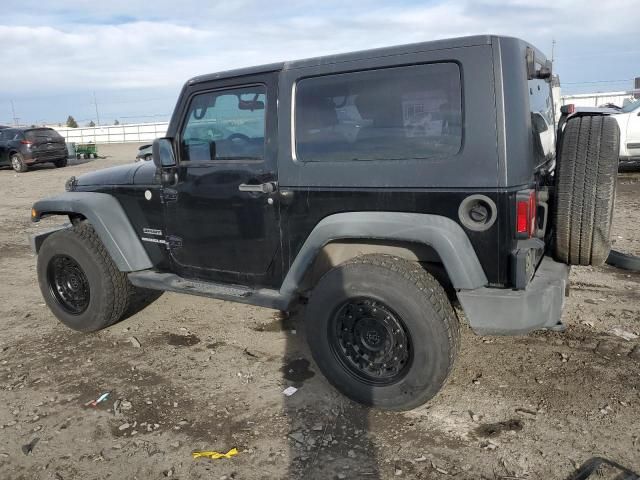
[553,115,620,266]
[37,222,158,332]
[11,153,28,173]
[306,254,460,411]
[53,157,68,168]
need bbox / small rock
[311,424,324,431]
[629,346,640,361]
[289,432,305,444]
[347,449,356,458]
[129,336,142,348]
[395,468,403,476]
[584,298,598,305]
[120,401,132,411]
[415,455,427,462]
[337,474,347,480]
[163,468,174,478]
[170,441,180,448]
[515,407,537,417]
[118,423,131,431]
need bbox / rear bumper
[23,150,67,164]
[457,256,569,335]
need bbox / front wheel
[306,254,460,411]
[37,223,158,332]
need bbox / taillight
[20,140,32,145]
[515,189,537,238]
[560,103,576,115]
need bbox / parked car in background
[135,144,153,162]
[613,99,640,169]
[0,127,68,172]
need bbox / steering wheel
[228,133,251,143]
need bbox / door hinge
[161,188,178,203]
[166,235,183,249]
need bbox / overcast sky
[1,0,637,125]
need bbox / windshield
[621,99,640,113]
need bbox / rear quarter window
[528,79,555,164]
[294,63,462,162]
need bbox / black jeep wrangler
[31,35,619,410]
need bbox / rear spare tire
[553,115,620,266]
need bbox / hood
[76,163,145,187]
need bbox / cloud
[0,0,637,122]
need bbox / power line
[562,78,635,85]
[92,91,101,126]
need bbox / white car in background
[614,99,640,169]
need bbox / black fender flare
[279,212,488,300]
[30,192,153,272]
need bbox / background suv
[0,127,68,172]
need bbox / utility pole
[551,38,556,66]
[92,91,101,126]
[10,100,19,126]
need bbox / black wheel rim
[47,255,90,315]
[329,297,412,386]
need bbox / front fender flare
[280,212,488,299]
[31,192,153,272]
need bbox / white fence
[53,122,168,144]
[560,89,640,109]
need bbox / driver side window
[181,85,266,162]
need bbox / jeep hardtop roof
[187,35,541,86]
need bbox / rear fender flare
[280,212,488,299]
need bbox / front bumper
[457,256,569,335]
[619,156,640,171]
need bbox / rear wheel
[553,115,620,266]
[11,153,28,173]
[54,157,68,168]
[37,223,160,332]
[306,254,460,410]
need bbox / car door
[162,74,280,288]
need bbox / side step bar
[128,271,291,311]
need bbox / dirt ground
[0,144,639,480]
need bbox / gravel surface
[0,147,638,479]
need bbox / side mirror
[152,138,176,168]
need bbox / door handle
[238,182,278,194]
